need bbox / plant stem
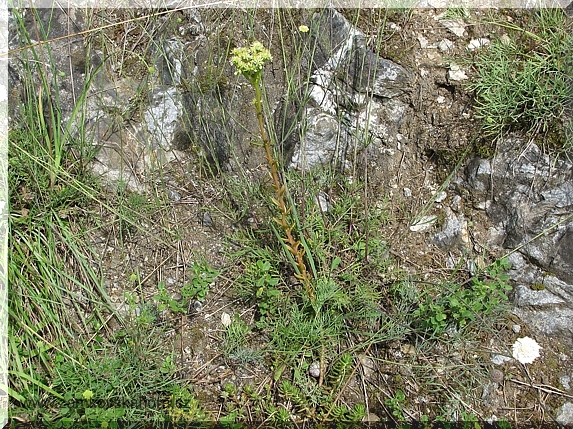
[252,81,314,300]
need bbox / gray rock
[556,402,573,426]
[463,136,573,345]
[290,110,350,170]
[513,285,567,308]
[465,157,492,193]
[143,86,184,152]
[289,9,414,171]
[431,208,468,250]
[201,211,213,227]
[560,375,571,390]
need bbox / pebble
[467,38,490,51]
[221,312,232,327]
[451,195,462,212]
[201,211,213,227]
[512,324,521,333]
[410,215,438,232]
[417,35,430,48]
[316,192,331,212]
[191,300,203,313]
[490,369,504,383]
[491,353,512,365]
[309,361,321,378]
[448,63,468,81]
[438,38,454,52]
[436,17,466,37]
[434,191,447,203]
[364,412,380,422]
[167,189,181,201]
[560,375,571,390]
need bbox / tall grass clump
[8,9,182,426]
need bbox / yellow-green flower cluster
[230,41,272,85]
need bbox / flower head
[512,336,541,364]
[299,25,309,33]
[82,389,94,400]
[230,41,272,85]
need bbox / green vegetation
[413,258,512,334]
[14,7,569,428]
[465,8,573,150]
[154,261,219,313]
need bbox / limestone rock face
[287,9,414,171]
[463,136,573,344]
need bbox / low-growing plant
[181,260,219,302]
[413,258,512,334]
[166,385,208,425]
[223,155,409,422]
[154,260,219,314]
[154,281,186,314]
[385,389,406,422]
[32,319,181,427]
[222,316,261,365]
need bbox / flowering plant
[231,42,314,300]
[230,41,273,86]
[512,336,541,364]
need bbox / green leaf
[330,256,342,271]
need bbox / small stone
[201,211,213,227]
[451,195,462,212]
[491,353,511,365]
[467,38,490,51]
[499,34,512,45]
[403,187,412,197]
[512,324,521,333]
[437,17,466,37]
[410,215,438,232]
[434,191,447,203]
[418,35,429,48]
[460,220,469,244]
[486,415,498,425]
[316,192,331,212]
[489,369,504,383]
[438,38,454,52]
[167,189,181,201]
[475,200,491,210]
[359,355,376,378]
[448,63,468,81]
[363,412,380,423]
[221,312,232,327]
[437,95,446,104]
[401,344,416,355]
[556,402,573,426]
[309,361,321,378]
[559,375,571,390]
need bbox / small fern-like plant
[327,353,353,391]
[279,380,313,415]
